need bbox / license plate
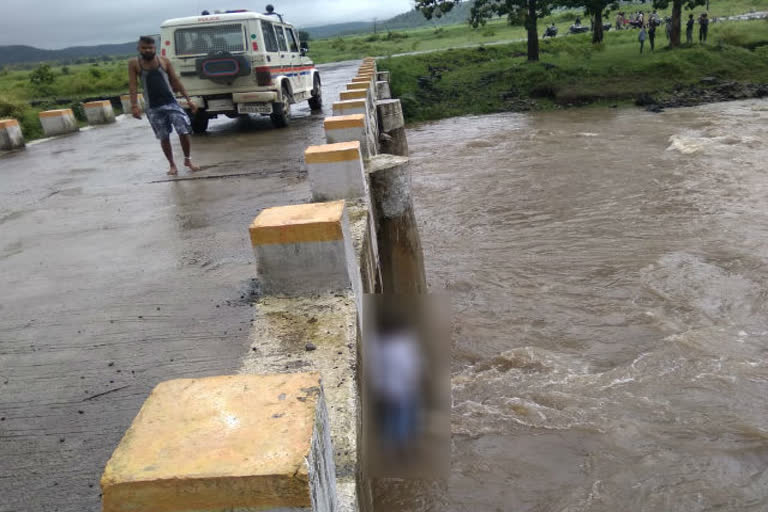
[207,99,234,111]
[238,103,273,114]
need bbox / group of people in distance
[615,10,711,54]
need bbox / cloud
[1,0,415,49]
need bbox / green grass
[380,19,768,122]
[308,0,768,64]
[0,60,130,142]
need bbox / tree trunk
[593,10,604,43]
[527,0,540,61]
[670,0,682,47]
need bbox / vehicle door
[283,26,309,93]
[259,19,281,74]
[272,23,296,93]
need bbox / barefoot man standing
[129,36,200,176]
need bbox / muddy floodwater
[376,100,768,511]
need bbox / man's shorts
[145,103,192,140]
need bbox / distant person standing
[648,21,657,51]
[128,36,201,176]
[639,25,648,54]
[686,14,695,44]
[699,13,710,42]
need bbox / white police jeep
[159,5,321,132]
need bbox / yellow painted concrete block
[84,100,111,109]
[352,76,372,83]
[38,109,73,119]
[333,99,367,111]
[101,374,325,512]
[324,114,366,130]
[347,82,371,91]
[340,90,368,101]
[250,200,346,246]
[305,141,361,164]
[0,119,20,129]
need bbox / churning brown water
[375,100,768,511]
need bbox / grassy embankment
[0,60,129,140]
[379,19,768,122]
[308,0,768,63]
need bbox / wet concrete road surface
[0,60,358,512]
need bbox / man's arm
[163,58,197,113]
[127,59,142,119]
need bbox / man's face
[138,43,156,60]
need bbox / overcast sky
[0,0,416,49]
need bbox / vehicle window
[174,24,245,56]
[275,26,289,52]
[286,28,299,53]
[261,20,279,53]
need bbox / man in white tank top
[128,36,201,176]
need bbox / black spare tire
[195,51,251,84]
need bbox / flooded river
[378,100,768,511]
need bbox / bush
[29,64,55,87]
[0,95,43,140]
[385,31,408,41]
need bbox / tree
[416,0,558,61]
[652,0,706,46]
[559,0,619,43]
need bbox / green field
[380,19,768,122]
[0,60,129,140]
[308,0,768,64]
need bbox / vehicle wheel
[270,85,292,128]
[190,109,209,134]
[308,76,323,111]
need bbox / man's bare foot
[167,165,178,176]
[184,157,201,172]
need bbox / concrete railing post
[305,141,368,201]
[376,99,408,157]
[367,155,427,294]
[38,109,79,137]
[101,374,338,512]
[120,94,145,115]
[0,119,25,150]
[249,200,362,299]
[375,81,392,100]
[83,100,116,125]
[324,114,376,159]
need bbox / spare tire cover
[196,51,252,84]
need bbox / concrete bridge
[0,58,412,512]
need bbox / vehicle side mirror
[300,47,309,57]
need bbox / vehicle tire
[308,75,323,111]
[270,84,292,128]
[190,109,209,134]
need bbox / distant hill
[379,3,474,31]
[303,4,474,39]
[0,5,475,66]
[0,43,139,67]
[303,22,374,40]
